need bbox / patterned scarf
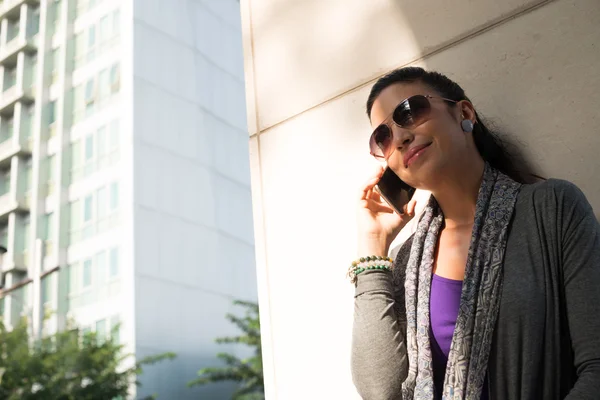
[399,163,521,399]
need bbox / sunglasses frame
[369,95,458,160]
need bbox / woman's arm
[556,181,600,399]
[351,269,407,400]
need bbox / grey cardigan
[351,179,600,400]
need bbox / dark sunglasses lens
[370,125,392,158]
[392,95,431,128]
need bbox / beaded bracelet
[347,255,394,284]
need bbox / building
[0,0,256,398]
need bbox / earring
[461,119,474,133]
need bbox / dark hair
[366,67,541,184]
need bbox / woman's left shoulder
[519,178,589,207]
[518,178,594,222]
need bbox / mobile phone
[375,167,416,215]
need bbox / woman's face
[369,81,475,190]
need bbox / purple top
[430,274,489,400]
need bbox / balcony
[0,84,35,116]
[0,191,28,224]
[0,137,32,167]
[0,0,40,20]
[1,251,27,273]
[0,34,38,66]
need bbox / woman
[350,67,600,400]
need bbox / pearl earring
[461,119,474,133]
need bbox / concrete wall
[132,0,256,398]
[241,0,600,398]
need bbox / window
[96,250,106,284]
[84,134,94,161]
[110,315,120,344]
[84,79,95,105]
[24,161,32,193]
[110,64,120,93]
[51,0,62,29]
[99,15,110,45]
[112,9,120,36]
[96,319,106,342]
[41,212,54,241]
[4,67,17,90]
[71,141,82,182]
[74,32,85,67]
[97,126,107,166]
[87,26,96,62]
[68,263,78,295]
[21,215,31,254]
[98,68,110,101]
[46,155,56,195]
[1,117,14,143]
[82,259,92,288]
[50,48,60,83]
[109,182,119,211]
[41,275,52,304]
[96,187,108,232]
[7,19,19,42]
[109,247,118,277]
[83,195,93,223]
[48,101,57,125]
[72,86,84,121]
[29,7,40,36]
[70,199,81,233]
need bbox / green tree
[0,317,175,400]
[188,300,264,400]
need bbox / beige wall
[241,0,600,398]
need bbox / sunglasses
[369,94,458,160]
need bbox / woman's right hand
[357,165,417,257]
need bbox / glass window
[72,85,84,118]
[74,32,85,65]
[48,101,56,125]
[42,212,54,241]
[110,315,120,344]
[109,182,118,210]
[88,25,96,47]
[29,7,40,36]
[24,162,32,192]
[7,19,19,42]
[20,216,30,254]
[70,200,81,231]
[84,79,95,104]
[109,119,119,149]
[98,68,110,100]
[97,186,106,220]
[110,64,120,93]
[84,134,94,161]
[96,250,106,284]
[99,15,110,43]
[109,247,118,277]
[96,319,106,342]
[83,195,93,222]
[41,275,52,304]
[97,126,107,160]
[47,155,56,182]
[68,263,78,294]
[71,140,82,171]
[1,117,14,143]
[82,259,92,288]
[112,9,120,36]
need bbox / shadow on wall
[388,0,600,208]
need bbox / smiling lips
[403,143,432,167]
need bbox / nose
[392,125,414,150]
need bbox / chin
[402,158,445,191]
